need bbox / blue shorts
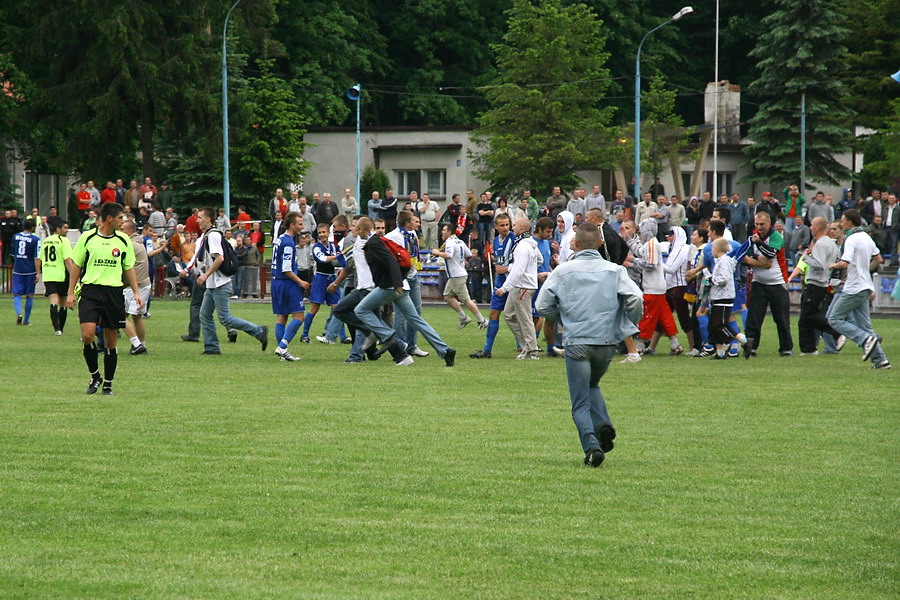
[732,285,747,312]
[531,281,545,318]
[309,273,340,305]
[489,275,507,311]
[12,273,36,296]
[271,279,305,315]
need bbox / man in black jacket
[352,217,456,367]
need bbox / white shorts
[124,285,152,316]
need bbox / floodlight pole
[222,0,244,221]
[635,6,693,203]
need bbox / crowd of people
[4,180,894,464]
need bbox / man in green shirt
[36,220,75,335]
[66,203,142,395]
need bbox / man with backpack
[195,206,268,355]
[352,216,457,367]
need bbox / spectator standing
[124,180,141,210]
[730,193,750,242]
[313,193,339,229]
[668,196,686,233]
[882,193,899,265]
[634,193,658,226]
[341,188,357,221]
[416,192,440,249]
[782,185,805,233]
[545,186,568,221]
[806,191,834,225]
[215,208,230,233]
[76,183,92,217]
[566,188,586,222]
[475,193,496,246]
[140,177,158,206]
[367,191,383,221]
[100,181,117,205]
[147,204,166,236]
[157,182,173,210]
[584,184,606,218]
[269,188,288,220]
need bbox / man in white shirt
[826,209,890,369]
[495,218,542,359]
[433,223,487,330]
[415,193,441,249]
[194,207,268,355]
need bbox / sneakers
[300,336,310,344]
[583,447,605,468]
[86,375,102,395]
[640,348,655,356]
[477,319,489,331]
[341,338,353,344]
[227,330,238,344]
[710,353,729,360]
[728,345,740,358]
[101,383,113,396]
[835,335,847,351]
[181,335,199,342]
[362,334,377,351]
[344,358,363,363]
[444,347,457,367]
[780,351,793,357]
[800,351,819,356]
[457,316,472,329]
[862,335,878,361]
[16,315,22,325]
[275,346,301,361]
[516,351,540,360]
[395,355,414,366]
[619,353,641,364]
[409,347,430,357]
[873,360,892,370]
[743,338,755,359]
[315,335,336,344]
[670,345,684,356]
[129,344,148,355]
[202,349,221,355]
[257,326,269,352]
[685,348,700,357]
[595,425,616,453]
[55,330,63,336]
[469,350,492,359]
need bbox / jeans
[323,284,345,341]
[565,344,615,453]
[334,288,371,360]
[200,281,263,351]
[826,289,887,365]
[744,282,793,353]
[231,268,242,297]
[354,287,448,357]
[392,275,421,351]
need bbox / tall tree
[472,0,616,193]
[640,76,696,184]
[0,53,29,209]
[741,0,855,187]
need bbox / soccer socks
[697,313,709,347]
[13,296,22,317]
[49,304,59,331]
[24,297,33,323]
[275,322,286,347]
[129,336,141,349]
[83,342,100,374]
[728,320,740,335]
[483,319,500,353]
[302,312,315,337]
[58,306,68,331]
[103,347,118,383]
[280,318,302,349]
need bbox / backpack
[379,236,412,273]
[200,230,239,277]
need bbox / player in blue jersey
[12,219,41,325]
[469,214,514,358]
[301,222,345,342]
[270,212,310,361]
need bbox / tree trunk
[139,102,156,183]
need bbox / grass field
[0,296,897,598]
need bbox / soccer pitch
[0,298,897,598]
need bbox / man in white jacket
[495,218,542,360]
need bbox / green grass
[0,296,898,598]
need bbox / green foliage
[742,0,855,187]
[473,0,616,194]
[859,99,900,188]
[230,59,310,215]
[641,76,696,182]
[360,164,391,204]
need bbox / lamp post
[634,6,693,203]
[347,84,361,213]
[222,0,244,221]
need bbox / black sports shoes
[444,348,456,367]
[584,447,605,468]
[86,375,102,395]
[595,425,616,453]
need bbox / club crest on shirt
[111,248,121,257]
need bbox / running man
[271,212,310,361]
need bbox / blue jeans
[354,287,449,358]
[323,283,346,341]
[200,281,263,352]
[392,274,421,351]
[826,289,886,365]
[565,344,615,453]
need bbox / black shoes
[258,326,269,352]
[595,425,616,453]
[469,350,492,359]
[101,384,113,396]
[181,335,199,342]
[227,330,238,344]
[202,349,221,355]
[129,344,147,355]
[444,348,456,367]
[743,338,755,359]
[86,375,102,395]
[584,447,605,468]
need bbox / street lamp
[634,6,693,203]
[347,84,361,213]
[222,0,244,221]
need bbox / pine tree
[472,0,615,194]
[742,0,855,188]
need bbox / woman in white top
[663,226,694,351]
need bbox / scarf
[456,213,467,236]
[841,226,864,253]
[508,232,532,264]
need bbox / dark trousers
[333,288,372,334]
[709,301,737,345]
[798,284,840,353]
[745,281,793,353]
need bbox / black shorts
[44,278,69,298]
[79,284,127,329]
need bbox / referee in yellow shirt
[66,203,142,395]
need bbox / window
[396,169,446,197]
[704,171,735,196]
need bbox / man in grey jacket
[536,223,644,468]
